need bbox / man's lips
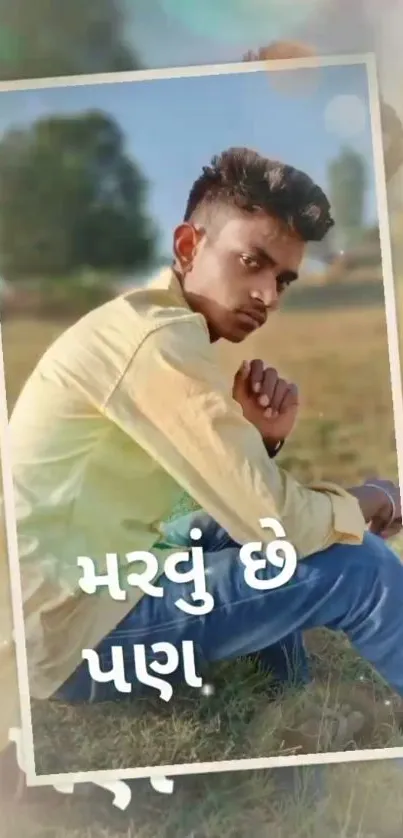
[235,307,268,330]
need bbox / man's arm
[102,318,365,558]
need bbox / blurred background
[0,0,401,313]
[0,61,385,318]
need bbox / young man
[2,147,403,726]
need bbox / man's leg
[162,511,310,687]
[56,512,403,703]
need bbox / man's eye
[277,277,292,291]
[240,254,259,270]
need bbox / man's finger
[369,510,401,535]
[248,359,265,394]
[278,383,300,414]
[256,366,278,405]
[375,518,402,540]
[380,521,403,540]
[269,378,289,413]
[232,361,250,400]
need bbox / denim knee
[319,532,403,622]
[351,532,402,573]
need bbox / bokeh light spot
[324,94,367,139]
[160,0,326,46]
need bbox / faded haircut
[184,147,334,242]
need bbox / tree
[327,146,367,250]
[0,0,140,80]
[0,111,158,280]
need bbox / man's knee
[321,532,402,586]
[356,532,401,571]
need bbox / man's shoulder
[69,267,196,330]
[34,269,209,396]
[120,267,203,332]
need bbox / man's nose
[251,285,279,309]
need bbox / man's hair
[184,147,334,242]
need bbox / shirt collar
[148,266,191,310]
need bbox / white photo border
[1,52,403,786]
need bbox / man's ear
[173,223,204,270]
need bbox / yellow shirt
[0,267,365,749]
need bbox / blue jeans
[56,511,403,702]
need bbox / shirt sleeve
[102,318,365,558]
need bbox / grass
[2,300,403,836]
[6,760,403,838]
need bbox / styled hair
[184,147,334,242]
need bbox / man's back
[7,268,207,696]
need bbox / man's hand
[349,479,402,540]
[233,359,299,449]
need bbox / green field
[3,303,403,837]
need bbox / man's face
[173,209,305,342]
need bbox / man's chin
[212,327,245,344]
[216,328,247,344]
[226,323,266,343]
[213,318,264,343]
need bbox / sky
[0,60,378,261]
[123,0,403,215]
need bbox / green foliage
[0,0,139,79]
[37,272,116,314]
[0,110,158,280]
[328,146,367,249]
